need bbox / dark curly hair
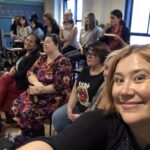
[87,40,110,64]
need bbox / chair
[0,28,23,69]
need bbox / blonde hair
[97,50,122,110]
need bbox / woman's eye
[114,77,124,84]
[134,75,145,82]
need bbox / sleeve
[27,56,42,77]
[14,52,40,79]
[52,58,72,92]
[31,110,108,150]
[94,27,100,40]
[27,26,32,34]
[122,26,130,44]
[36,28,44,40]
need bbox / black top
[76,67,104,112]
[14,48,40,90]
[43,25,60,38]
[29,110,150,150]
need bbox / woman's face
[31,21,36,29]
[43,36,58,54]
[112,54,150,125]
[63,12,72,22]
[24,35,37,51]
[103,57,114,80]
[43,17,51,26]
[85,16,90,25]
[86,50,100,67]
[20,18,26,25]
[110,14,120,27]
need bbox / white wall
[44,0,63,25]
[82,0,125,25]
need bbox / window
[125,0,150,44]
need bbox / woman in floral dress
[12,34,72,137]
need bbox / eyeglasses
[86,52,97,57]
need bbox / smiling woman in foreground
[17,44,150,150]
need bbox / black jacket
[14,48,40,90]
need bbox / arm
[17,141,53,150]
[17,110,107,150]
[67,81,79,120]
[59,27,66,42]
[15,52,40,79]
[29,57,72,95]
[69,25,78,44]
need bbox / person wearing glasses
[51,41,110,133]
[12,34,72,140]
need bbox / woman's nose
[120,81,134,100]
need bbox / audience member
[0,33,40,121]
[59,18,78,55]
[52,41,110,133]
[12,34,72,139]
[43,13,60,37]
[92,50,122,110]
[30,13,43,31]
[17,44,150,150]
[100,9,130,51]
[30,19,44,40]
[17,16,32,42]
[9,15,19,40]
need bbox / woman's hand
[9,67,16,76]
[67,107,80,121]
[104,22,112,32]
[68,113,80,122]
[29,85,44,95]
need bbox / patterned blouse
[12,54,72,129]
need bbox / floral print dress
[12,54,72,129]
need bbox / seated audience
[100,9,130,51]
[30,18,44,40]
[12,34,72,139]
[17,44,150,150]
[43,13,60,38]
[0,33,40,120]
[52,41,110,133]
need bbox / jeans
[52,104,81,133]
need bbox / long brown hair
[84,12,96,31]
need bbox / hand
[9,67,16,76]
[68,113,80,122]
[67,107,80,121]
[104,23,112,31]
[29,85,44,95]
